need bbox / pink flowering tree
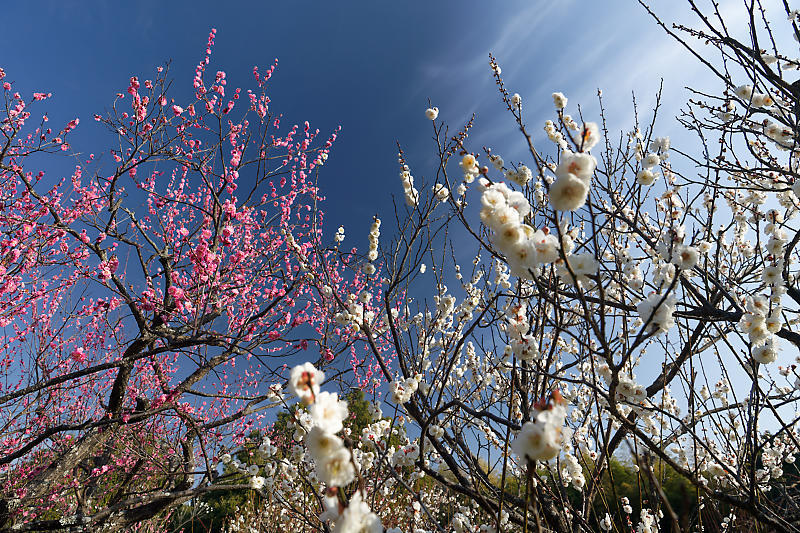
[0,30,387,531]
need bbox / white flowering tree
[232,2,800,532]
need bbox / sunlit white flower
[389,378,417,404]
[306,426,345,462]
[461,153,476,171]
[310,391,349,434]
[643,153,661,168]
[746,295,769,316]
[672,245,699,270]
[549,173,589,211]
[739,312,770,345]
[511,334,539,361]
[555,151,596,183]
[557,253,598,285]
[735,84,754,100]
[753,338,778,364]
[334,491,382,532]
[762,265,782,286]
[481,188,506,210]
[637,293,676,334]
[765,309,782,334]
[578,122,600,151]
[317,447,355,487]
[636,168,658,186]
[531,229,560,264]
[649,137,670,152]
[425,107,439,120]
[433,183,449,202]
[511,395,569,462]
[289,362,325,404]
[752,92,774,107]
[552,92,568,109]
[491,154,505,170]
[494,223,524,249]
[507,190,531,217]
[487,205,521,229]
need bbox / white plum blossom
[555,151,596,183]
[578,121,600,151]
[511,392,570,462]
[637,293,677,334]
[636,168,658,186]
[552,91,568,109]
[643,152,661,168]
[460,153,480,183]
[399,168,419,206]
[672,244,699,270]
[289,362,325,404]
[735,84,754,100]
[310,391,349,434]
[334,491,382,533]
[317,446,355,487]
[549,173,589,211]
[433,183,450,202]
[753,338,778,364]
[389,377,418,404]
[556,252,598,285]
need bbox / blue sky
[2,0,711,240]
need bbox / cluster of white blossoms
[731,208,787,365]
[555,252,598,286]
[432,183,449,202]
[424,106,439,120]
[636,292,677,335]
[217,437,278,492]
[510,391,571,462]
[552,91,568,109]
[459,153,480,183]
[727,82,800,151]
[560,453,585,490]
[290,362,382,533]
[504,163,532,187]
[635,149,662,186]
[544,120,569,149]
[549,146,597,211]
[399,163,419,207]
[478,180,562,278]
[389,375,420,404]
[505,303,539,362]
[334,293,376,333]
[734,84,774,108]
[765,120,794,149]
[362,217,380,276]
[635,508,660,533]
[334,225,346,244]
